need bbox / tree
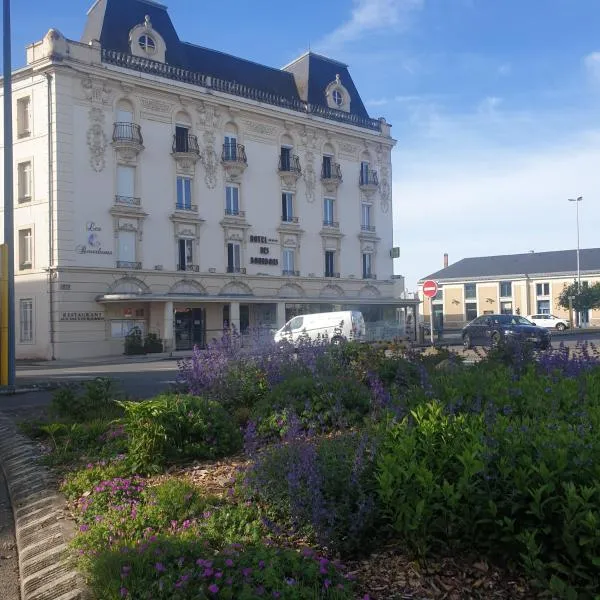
[557,281,600,312]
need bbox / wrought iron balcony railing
[359,170,379,187]
[324,272,341,278]
[113,122,143,145]
[224,208,245,217]
[222,143,247,163]
[115,195,141,207]
[175,203,198,212]
[102,49,383,132]
[322,219,339,228]
[172,133,200,154]
[363,273,377,280]
[278,154,301,174]
[177,264,200,272]
[281,215,299,224]
[321,162,342,181]
[226,266,247,274]
[361,224,376,232]
[282,269,300,277]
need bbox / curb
[0,413,88,600]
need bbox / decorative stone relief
[202,131,218,189]
[87,108,108,172]
[81,77,113,105]
[379,166,391,214]
[197,102,221,130]
[339,142,357,159]
[139,96,172,114]
[303,150,316,203]
[243,120,277,139]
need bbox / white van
[273,311,365,345]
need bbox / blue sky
[3,0,600,289]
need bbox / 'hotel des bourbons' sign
[249,235,279,266]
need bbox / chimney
[443,253,449,268]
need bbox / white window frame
[323,197,334,225]
[225,185,240,215]
[361,202,371,228]
[18,228,33,270]
[117,230,137,263]
[178,238,194,270]
[16,96,31,138]
[227,242,241,272]
[282,192,294,221]
[325,250,336,276]
[117,164,136,200]
[282,248,295,274]
[176,176,193,209]
[224,134,237,160]
[536,282,550,297]
[17,160,32,203]
[19,298,34,344]
[362,253,372,278]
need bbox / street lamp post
[2,0,16,387]
[568,196,583,327]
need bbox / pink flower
[208,583,219,594]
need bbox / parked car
[462,314,551,350]
[526,314,569,331]
[273,310,365,345]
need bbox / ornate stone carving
[379,166,391,214]
[197,102,220,130]
[87,108,107,172]
[81,77,113,105]
[140,96,172,113]
[303,150,316,202]
[339,142,357,158]
[201,131,218,189]
[243,120,277,138]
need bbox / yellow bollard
[0,244,8,386]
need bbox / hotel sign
[60,311,105,322]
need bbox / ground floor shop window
[111,319,146,338]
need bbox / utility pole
[2,0,16,387]
[568,196,583,327]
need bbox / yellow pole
[1,243,8,385]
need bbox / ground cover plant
[20,332,600,599]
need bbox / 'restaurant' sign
[60,312,105,322]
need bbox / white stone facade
[0,11,411,360]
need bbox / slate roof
[420,248,600,283]
[283,52,370,119]
[83,0,371,120]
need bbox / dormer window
[138,34,156,54]
[325,74,351,112]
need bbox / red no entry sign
[422,280,438,298]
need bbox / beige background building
[418,249,600,329]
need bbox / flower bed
[21,335,600,598]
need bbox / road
[1,330,599,410]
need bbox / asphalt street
[0,330,598,411]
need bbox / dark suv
[462,314,551,350]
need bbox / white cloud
[584,51,600,82]
[366,97,391,107]
[316,0,423,52]
[391,103,600,290]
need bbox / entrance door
[432,305,444,332]
[240,305,250,333]
[174,308,206,350]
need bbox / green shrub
[253,374,371,438]
[143,332,163,354]
[121,394,242,474]
[51,378,122,422]
[61,460,131,500]
[124,327,145,355]
[213,362,269,413]
[245,432,380,556]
